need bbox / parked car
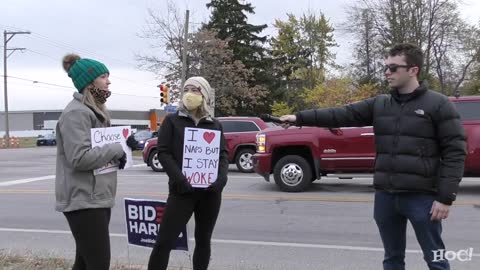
[253,95,480,192]
[143,116,275,172]
[36,134,56,146]
[133,130,155,150]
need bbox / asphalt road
[0,147,479,269]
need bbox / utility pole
[180,10,189,90]
[3,30,30,148]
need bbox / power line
[6,75,74,89]
[1,24,160,88]
[28,33,138,67]
[2,75,160,99]
[25,48,59,62]
[21,41,157,88]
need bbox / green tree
[205,0,267,73]
[270,14,310,100]
[205,0,272,114]
[298,13,337,89]
[270,101,294,117]
[302,77,378,109]
[269,12,337,110]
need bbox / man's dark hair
[387,43,423,76]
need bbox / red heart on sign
[203,132,215,144]
[122,128,129,139]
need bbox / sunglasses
[384,64,412,73]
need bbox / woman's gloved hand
[175,178,193,194]
[207,178,226,193]
[126,135,138,150]
[118,152,127,169]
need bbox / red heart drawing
[203,132,215,144]
[122,128,129,139]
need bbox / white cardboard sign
[182,127,221,188]
[90,126,133,175]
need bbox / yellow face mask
[182,92,203,111]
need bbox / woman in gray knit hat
[148,76,229,270]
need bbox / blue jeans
[374,191,450,270]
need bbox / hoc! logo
[432,248,474,262]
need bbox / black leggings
[148,191,222,270]
[64,208,112,270]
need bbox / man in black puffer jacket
[280,43,466,270]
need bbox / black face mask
[90,87,111,104]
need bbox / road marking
[0,227,478,257]
[118,174,263,179]
[132,164,147,167]
[0,227,125,237]
[0,164,147,187]
[1,189,480,205]
[0,175,54,187]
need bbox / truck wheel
[273,155,312,192]
[235,148,255,173]
[148,150,164,172]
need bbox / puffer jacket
[55,92,124,212]
[296,82,467,205]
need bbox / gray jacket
[55,92,124,212]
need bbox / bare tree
[343,0,478,95]
[433,21,480,95]
[136,3,268,116]
[188,30,269,116]
[136,1,186,82]
[342,6,384,83]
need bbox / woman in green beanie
[55,54,129,270]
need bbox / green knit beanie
[62,54,109,92]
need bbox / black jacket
[157,111,229,194]
[296,82,467,205]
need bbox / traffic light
[160,84,169,104]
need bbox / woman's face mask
[182,92,203,111]
[90,87,111,104]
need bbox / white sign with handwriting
[91,126,133,175]
[182,128,221,188]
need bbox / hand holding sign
[118,152,127,169]
[91,126,133,175]
[182,128,221,188]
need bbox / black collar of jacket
[390,81,428,103]
[177,109,214,123]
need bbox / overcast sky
[1,0,479,111]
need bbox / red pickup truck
[253,96,480,192]
[143,116,274,173]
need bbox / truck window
[454,102,480,120]
[221,121,260,133]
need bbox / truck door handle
[361,133,374,136]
